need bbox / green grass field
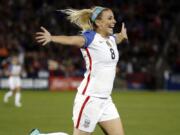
[0,90,180,135]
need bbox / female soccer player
[32,6,128,135]
[3,55,23,107]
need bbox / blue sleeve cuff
[82,30,96,48]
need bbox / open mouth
[108,25,115,30]
[109,25,114,29]
[108,26,114,31]
[105,24,115,34]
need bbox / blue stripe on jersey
[82,30,96,48]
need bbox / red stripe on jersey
[76,96,90,129]
[82,48,92,95]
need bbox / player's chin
[107,29,113,35]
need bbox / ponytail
[60,6,108,31]
[60,8,93,31]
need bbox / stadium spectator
[0,0,179,89]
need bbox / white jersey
[78,30,119,98]
[8,64,22,90]
[9,64,22,76]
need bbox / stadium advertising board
[165,74,180,90]
[49,77,83,91]
[0,78,48,89]
[126,73,146,89]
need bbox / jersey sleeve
[82,30,96,48]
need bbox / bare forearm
[52,36,75,45]
[115,34,122,44]
[115,33,127,44]
[51,35,84,47]
[36,27,85,47]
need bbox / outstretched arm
[114,23,128,44]
[35,27,85,47]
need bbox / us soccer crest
[106,40,112,47]
[83,119,91,128]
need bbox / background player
[3,47,24,107]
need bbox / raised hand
[121,23,128,40]
[115,22,128,44]
[35,27,51,46]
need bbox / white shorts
[9,76,21,90]
[72,93,120,132]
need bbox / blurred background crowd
[0,0,180,89]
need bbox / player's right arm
[35,27,85,48]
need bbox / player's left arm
[114,22,128,44]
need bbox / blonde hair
[60,6,107,31]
